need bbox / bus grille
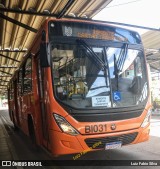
[85,132,138,149]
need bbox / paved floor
[0,108,15,169]
[0,117,13,160]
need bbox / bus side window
[23,57,32,93]
[9,82,14,100]
[8,84,11,100]
[18,68,23,95]
[135,56,142,77]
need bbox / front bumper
[49,124,150,156]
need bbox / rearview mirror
[40,42,50,67]
[73,47,86,58]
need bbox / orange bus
[8,18,151,156]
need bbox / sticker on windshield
[64,26,72,36]
[113,91,121,101]
[92,96,109,107]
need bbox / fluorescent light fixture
[68,13,76,17]
[43,9,50,14]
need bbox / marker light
[141,109,152,128]
[53,114,79,136]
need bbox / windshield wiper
[113,43,128,91]
[114,54,119,90]
[76,39,107,70]
[117,43,128,72]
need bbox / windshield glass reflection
[51,42,148,109]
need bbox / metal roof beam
[0,53,20,62]
[0,79,9,82]
[57,0,75,19]
[0,70,12,75]
[0,66,17,68]
[147,58,160,61]
[1,7,160,32]
[0,7,58,17]
[148,60,160,64]
[0,49,27,52]
[150,65,160,72]
[0,84,7,86]
[0,13,38,33]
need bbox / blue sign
[113,91,121,101]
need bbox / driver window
[52,45,88,99]
[123,62,135,78]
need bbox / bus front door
[36,57,49,148]
[13,79,20,128]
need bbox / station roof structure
[142,31,160,73]
[0,0,113,94]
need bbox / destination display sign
[63,25,116,41]
[49,21,141,44]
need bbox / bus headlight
[53,114,79,136]
[141,109,152,128]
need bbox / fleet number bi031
[85,124,107,134]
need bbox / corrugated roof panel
[25,0,38,10]
[79,0,99,17]
[9,0,19,8]
[142,31,160,42]
[66,0,88,16]
[10,15,21,48]
[19,0,28,10]
[88,0,112,18]
[50,0,62,13]
[142,30,160,73]
[142,31,160,49]
[22,34,36,52]
[54,0,69,14]
[4,22,14,48]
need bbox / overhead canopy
[142,31,160,73]
[0,0,112,94]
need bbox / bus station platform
[0,121,13,160]
[0,107,60,169]
[0,107,15,169]
[0,108,13,161]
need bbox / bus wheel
[28,116,39,151]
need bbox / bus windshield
[51,41,148,109]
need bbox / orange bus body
[8,18,151,156]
